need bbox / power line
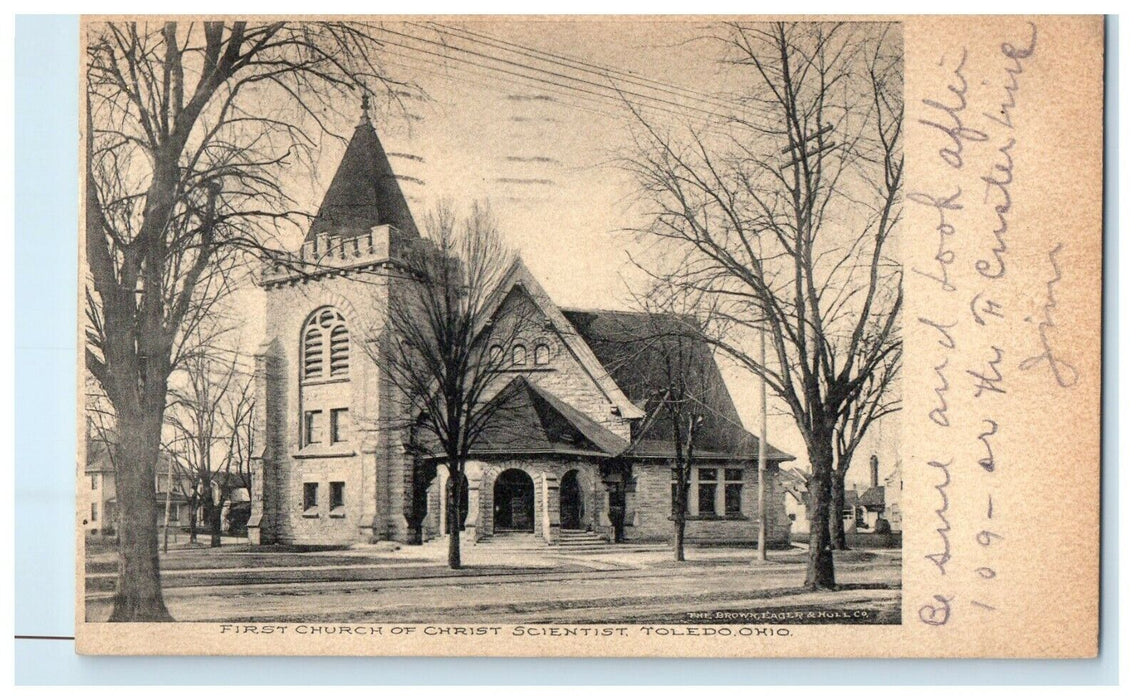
[375,25,755,129]
[417,21,773,126]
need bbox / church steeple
[306,95,420,243]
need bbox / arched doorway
[493,469,534,532]
[560,470,583,530]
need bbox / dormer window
[301,307,349,381]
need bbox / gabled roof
[560,308,793,463]
[860,485,886,508]
[480,258,644,420]
[306,113,419,243]
[460,376,629,458]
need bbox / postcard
[76,14,1104,657]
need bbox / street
[85,539,901,625]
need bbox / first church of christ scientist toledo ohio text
[247,100,795,550]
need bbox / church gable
[481,258,644,424]
[481,283,632,437]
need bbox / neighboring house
[248,102,796,547]
[84,431,190,534]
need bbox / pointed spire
[305,94,420,243]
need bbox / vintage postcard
[76,15,1104,657]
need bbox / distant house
[83,432,189,535]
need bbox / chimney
[870,454,880,487]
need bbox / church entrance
[493,469,534,532]
[560,470,583,530]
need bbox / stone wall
[626,461,789,546]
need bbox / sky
[234,19,900,484]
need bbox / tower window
[330,408,349,443]
[301,307,349,381]
[304,410,324,446]
[303,482,319,513]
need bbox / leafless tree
[84,20,409,620]
[829,328,901,549]
[623,282,722,561]
[375,201,523,569]
[164,338,256,549]
[625,21,903,589]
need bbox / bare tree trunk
[446,465,463,569]
[673,514,686,562]
[805,448,836,590]
[209,494,224,548]
[187,495,198,545]
[829,470,848,551]
[108,413,172,622]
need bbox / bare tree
[625,21,903,589]
[623,283,721,562]
[164,339,255,548]
[84,20,408,620]
[829,328,901,550]
[376,201,521,569]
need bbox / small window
[91,503,98,521]
[303,482,319,512]
[534,344,550,366]
[91,474,98,490]
[304,410,324,446]
[330,408,349,443]
[489,345,504,365]
[725,468,744,515]
[512,344,527,366]
[698,469,718,516]
[725,483,744,515]
[329,481,345,511]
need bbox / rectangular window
[304,410,323,446]
[329,481,345,513]
[725,469,745,516]
[330,408,349,443]
[91,503,98,521]
[91,474,98,490]
[698,468,718,516]
[303,482,319,513]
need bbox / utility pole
[757,310,768,562]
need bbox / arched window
[301,307,349,381]
[489,345,504,365]
[512,344,527,366]
[534,344,550,366]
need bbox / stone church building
[247,106,794,549]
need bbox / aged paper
[76,15,1103,657]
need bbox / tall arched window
[301,307,349,380]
